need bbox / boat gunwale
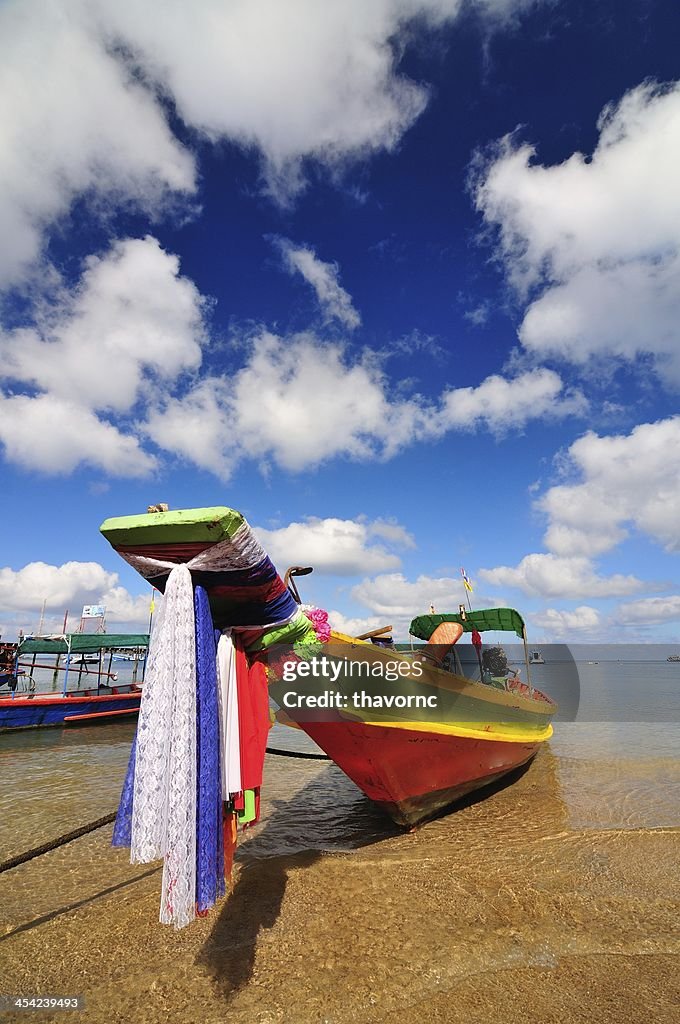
[325,631,557,718]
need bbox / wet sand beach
[2,721,679,1024]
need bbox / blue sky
[1,0,679,642]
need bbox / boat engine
[481,646,509,677]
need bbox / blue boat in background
[0,633,148,730]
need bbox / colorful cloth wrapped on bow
[103,507,317,928]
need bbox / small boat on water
[528,649,545,664]
[668,655,680,663]
[0,633,148,730]
[101,505,557,827]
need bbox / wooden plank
[63,707,139,723]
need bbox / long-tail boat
[0,633,148,730]
[101,505,556,827]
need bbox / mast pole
[522,625,533,697]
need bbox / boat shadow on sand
[196,754,537,998]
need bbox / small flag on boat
[461,568,473,593]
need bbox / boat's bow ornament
[101,506,320,928]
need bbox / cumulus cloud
[0,0,539,283]
[473,81,680,383]
[145,332,423,474]
[0,1,196,287]
[0,236,206,414]
[438,367,586,433]
[146,333,584,477]
[618,596,680,625]
[255,517,413,575]
[0,561,116,613]
[273,239,361,329]
[530,605,601,639]
[540,417,680,557]
[0,560,149,629]
[0,395,156,477]
[352,572,469,618]
[477,416,680,605]
[327,610,393,637]
[0,240,583,480]
[479,553,645,599]
[101,586,153,625]
[0,236,206,476]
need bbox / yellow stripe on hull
[356,717,553,744]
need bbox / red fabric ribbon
[234,640,270,794]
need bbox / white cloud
[147,332,584,477]
[530,605,601,640]
[101,586,153,626]
[352,572,467,618]
[477,416,680,607]
[327,610,392,637]
[0,235,207,477]
[0,236,206,414]
[0,0,540,283]
[0,253,584,479]
[540,417,680,557]
[0,559,150,633]
[0,561,117,613]
[273,239,361,329]
[618,596,680,625]
[473,81,680,382]
[255,517,412,575]
[145,331,427,473]
[0,1,196,287]
[479,553,645,599]
[438,367,586,433]
[0,394,156,477]
[364,518,417,549]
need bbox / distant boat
[0,633,149,730]
[69,653,99,665]
[668,655,680,662]
[528,650,545,664]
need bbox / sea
[1,654,679,1022]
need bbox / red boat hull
[299,719,540,826]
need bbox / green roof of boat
[18,634,149,655]
[410,608,526,640]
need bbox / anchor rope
[0,746,330,875]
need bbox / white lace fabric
[121,518,293,928]
[130,564,197,929]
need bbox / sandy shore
[2,747,679,1023]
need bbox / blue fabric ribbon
[195,585,225,911]
[112,730,136,847]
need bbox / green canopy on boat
[409,608,526,641]
[18,634,149,655]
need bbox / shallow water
[1,663,679,1022]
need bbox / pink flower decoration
[305,607,331,642]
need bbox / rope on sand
[0,813,118,874]
[0,746,330,874]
